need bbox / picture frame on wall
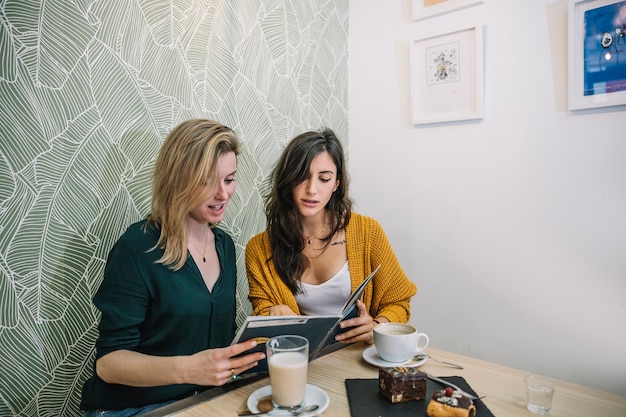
[568,0,626,110]
[409,24,484,125]
[412,0,485,21]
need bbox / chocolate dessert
[378,366,427,403]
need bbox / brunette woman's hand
[335,300,378,344]
[269,304,297,316]
[185,339,265,386]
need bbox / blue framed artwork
[569,0,626,109]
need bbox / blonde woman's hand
[185,339,265,386]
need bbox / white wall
[349,0,626,396]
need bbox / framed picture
[409,25,484,125]
[412,0,485,21]
[568,0,626,110]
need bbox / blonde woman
[81,119,264,416]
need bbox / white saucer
[362,345,428,368]
[247,384,329,416]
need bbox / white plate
[247,384,329,416]
[361,345,428,368]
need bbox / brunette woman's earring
[333,188,337,192]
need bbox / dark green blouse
[81,220,237,410]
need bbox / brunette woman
[245,128,416,345]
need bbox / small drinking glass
[525,374,555,414]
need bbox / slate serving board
[345,376,495,417]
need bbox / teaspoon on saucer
[237,396,319,416]
[413,354,464,369]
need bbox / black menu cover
[232,265,381,374]
[345,376,495,417]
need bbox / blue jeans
[83,400,176,417]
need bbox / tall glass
[266,335,309,410]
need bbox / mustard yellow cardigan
[245,213,417,322]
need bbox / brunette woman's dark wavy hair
[265,128,352,294]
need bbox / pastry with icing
[426,387,476,417]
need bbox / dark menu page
[345,376,495,417]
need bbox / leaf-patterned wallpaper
[0,1,348,415]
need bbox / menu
[232,265,381,374]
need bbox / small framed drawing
[568,0,626,110]
[412,0,485,21]
[409,24,484,125]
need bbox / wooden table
[149,343,626,416]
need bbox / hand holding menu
[232,265,381,374]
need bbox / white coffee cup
[373,323,429,363]
[266,335,309,409]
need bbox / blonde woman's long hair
[146,119,240,270]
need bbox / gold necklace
[189,227,209,262]
[305,228,327,245]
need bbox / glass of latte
[266,335,309,410]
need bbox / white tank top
[295,261,351,315]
